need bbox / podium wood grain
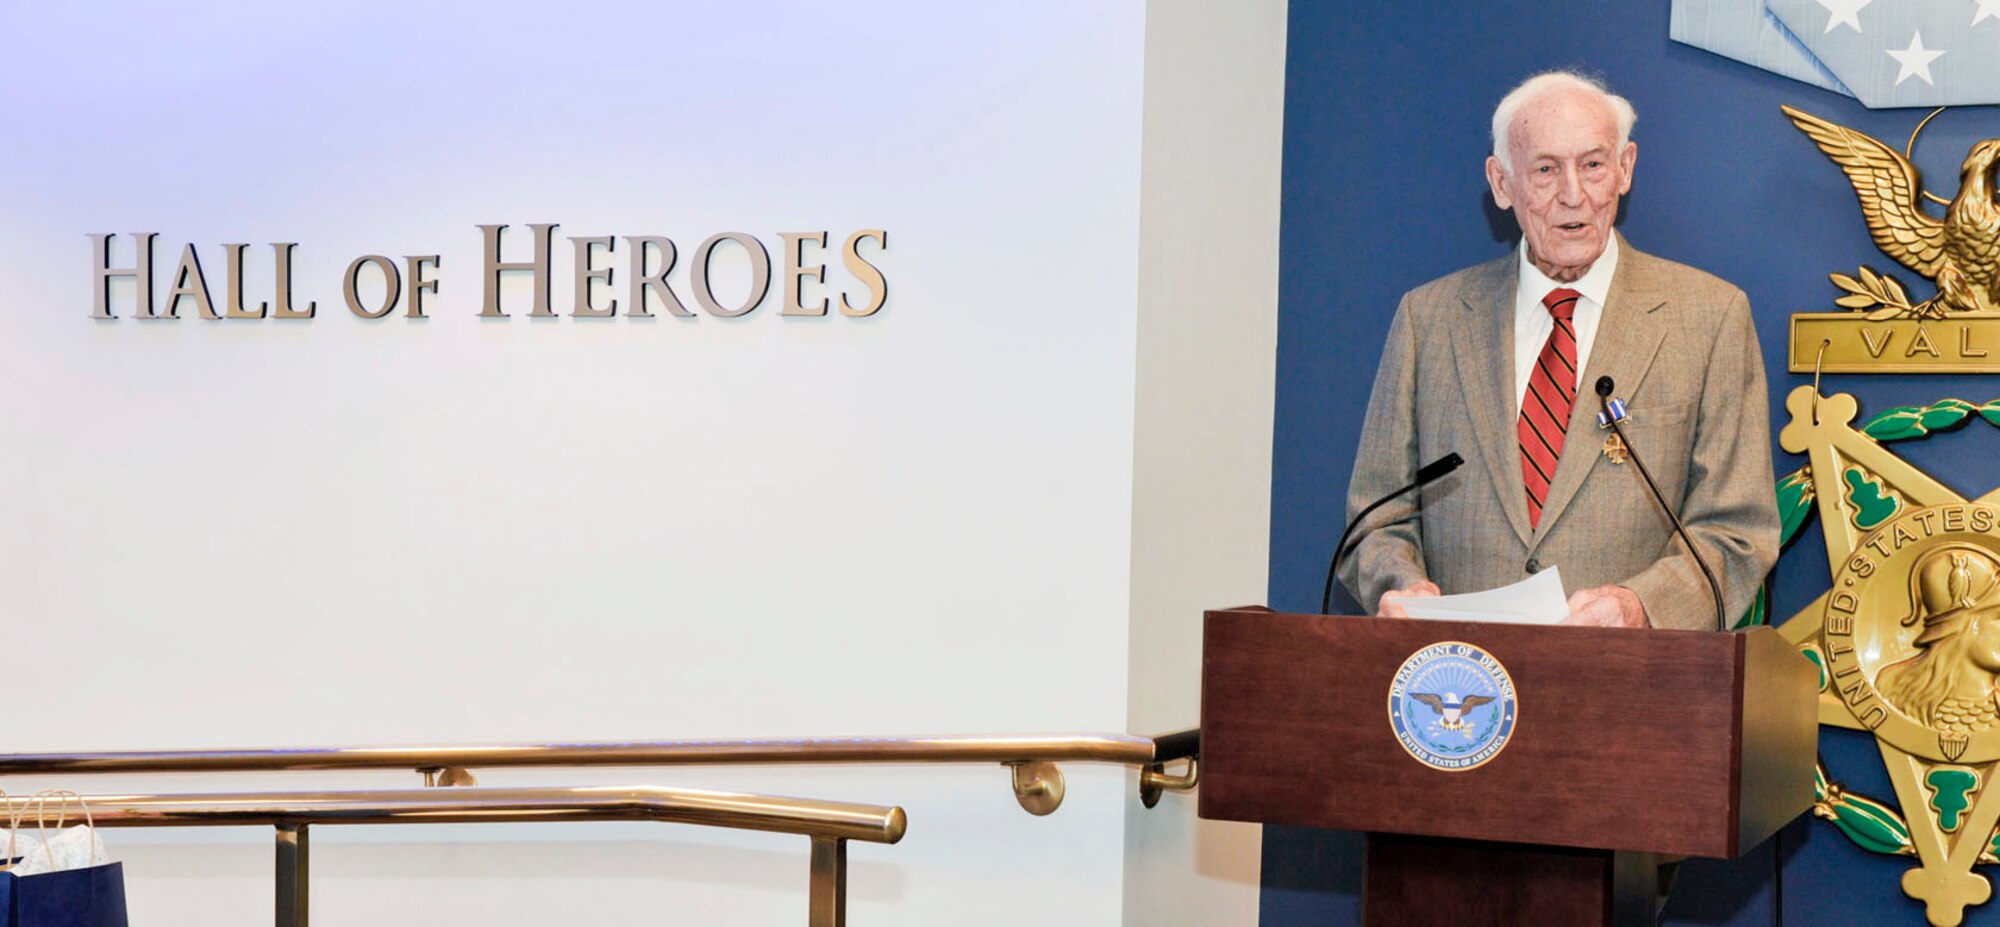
[1198,607,1815,859]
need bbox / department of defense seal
[1387,641,1519,771]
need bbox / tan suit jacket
[1339,237,1780,630]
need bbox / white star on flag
[1888,29,1945,85]
[1815,0,1872,32]
[1673,0,2000,107]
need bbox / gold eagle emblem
[1783,105,2000,318]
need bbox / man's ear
[1616,141,1637,196]
[1485,156,1513,210]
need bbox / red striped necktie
[1519,288,1580,528]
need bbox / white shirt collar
[1517,233,1618,309]
[1510,234,1618,418]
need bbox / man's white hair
[1489,70,1636,173]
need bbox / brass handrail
[0,730,1201,815]
[38,785,903,927]
[0,733,1158,773]
[0,732,1201,925]
[76,785,906,843]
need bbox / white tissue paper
[0,831,42,868]
[7,824,109,876]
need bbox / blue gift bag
[0,862,129,927]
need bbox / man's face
[1483,88,1637,283]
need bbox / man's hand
[1562,584,1647,627]
[1378,581,1442,617]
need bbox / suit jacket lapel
[1530,239,1670,546]
[1447,257,1533,546]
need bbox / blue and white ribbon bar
[1596,398,1630,429]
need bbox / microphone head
[1414,452,1464,484]
[1595,376,1615,398]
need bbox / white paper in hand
[1398,567,1568,625]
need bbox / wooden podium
[1199,607,1818,926]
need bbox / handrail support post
[1139,756,1200,808]
[1004,760,1066,815]
[276,823,309,927]
[808,835,846,927]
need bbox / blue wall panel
[1269,2,2000,924]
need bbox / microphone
[1594,376,1727,630]
[1320,452,1464,615]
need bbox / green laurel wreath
[1769,399,2000,558]
[1770,398,2000,861]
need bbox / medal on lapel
[1596,398,1631,465]
[1601,433,1630,465]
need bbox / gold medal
[1601,433,1629,465]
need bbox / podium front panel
[1198,608,1812,858]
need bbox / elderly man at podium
[1339,70,1779,630]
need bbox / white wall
[1,3,1143,924]
[1123,1,1287,924]
[0,2,1285,923]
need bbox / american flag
[1673,0,2000,107]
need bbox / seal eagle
[1410,692,1495,732]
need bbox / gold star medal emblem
[1778,386,2000,926]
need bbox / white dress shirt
[1513,234,1617,417]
